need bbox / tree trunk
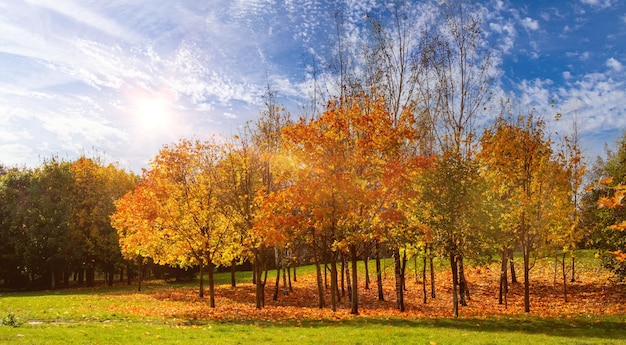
[345,258,352,302]
[350,245,359,315]
[523,245,531,313]
[570,255,576,282]
[375,240,384,301]
[340,253,346,298]
[272,265,280,301]
[509,249,518,283]
[430,249,436,299]
[282,266,289,295]
[273,246,281,301]
[254,251,266,309]
[208,261,216,308]
[402,251,407,292]
[231,259,237,288]
[330,256,338,312]
[198,263,204,298]
[393,247,405,311]
[562,252,568,303]
[449,252,459,318]
[288,266,293,292]
[137,259,142,292]
[293,264,297,282]
[458,255,469,306]
[499,249,509,306]
[364,252,370,290]
[312,235,325,309]
[422,254,427,304]
[78,268,85,285]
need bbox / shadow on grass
[213,316,626,341]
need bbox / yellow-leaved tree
[112,138,238,307]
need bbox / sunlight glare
[132,95,172,133]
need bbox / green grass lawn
[1,252,624,344]
[0,315,624,345]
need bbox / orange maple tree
[254,95,427,314]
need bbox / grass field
[1,251,624,344]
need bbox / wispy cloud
[24,0,140,41]
[580,0,614,10]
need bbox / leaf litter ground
[108,260,626,323]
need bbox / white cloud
[580,0,614,9]
[563,71,572,79]
[24,0,140,41]
[521,17,540,31]
[606,57,623,71]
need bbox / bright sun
[132,96,172,132]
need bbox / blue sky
[1,0,625,172]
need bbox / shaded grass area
[0,316,624,345]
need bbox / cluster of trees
[0,157,136,289]
[2,0,623,320]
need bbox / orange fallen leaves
[107,261,625,323]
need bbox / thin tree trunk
[312,234,325,309]
[273,246,281,301]
[287,266,293,292]
[570,255,576,282]
[393,247,405,312]
[282,266,289,295]
[414,256,419,284]
[458,256,469,306]
[254,251,265,309]
[510,249,518,284]
[137,259,142,292]
[208,261,216,308]
[345,257,352,302]
[402,251,407,292]
[553,254,559,286]
[330,256,338,312]
[375,240,384,301]
[350,245,359,315]
[272,265,280,301]
[499,249,508,305]
[340,253,346,298]
[562,252,568,303]
[198,263,204,298]
[364,252,370,290]
[450,252,459,318]
[423,254,428,304]
[523,245,531,313]
[231,259,237,288]
[430,248,436,299]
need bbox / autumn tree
[583,133,626,280]
[411,0,495,318]
[258,95,422,314]
[113,139,237,307]
[248,82,291,309]
[216,132,263,288]
[480,114,574,312]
